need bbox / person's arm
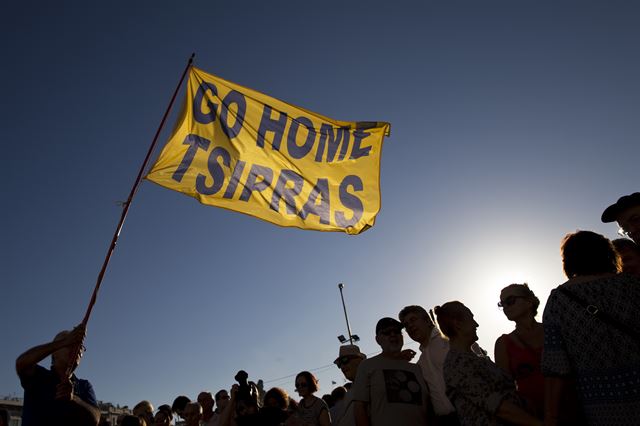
[55,378,100,424]
[493,336,510,374]
[495,400,542,426]
[540,291,574,426]
[16,325,85,377]
[220,385,238,426]
[353,401,369,426]
[318,406,330,426]
[543,376,568,426]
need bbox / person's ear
[453,318,463,334]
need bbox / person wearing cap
[601,192,640,244]
[352,317,430,426]
[15,324,100,426]
[332,344,366,425]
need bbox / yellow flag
[146,67,390,235]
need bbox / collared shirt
[417,328,456,416]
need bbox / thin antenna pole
[338,283,354,344]
[65,53,195,377]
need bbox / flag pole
[65,53,195,376]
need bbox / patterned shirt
[444,349,522,426]
[295,396,329,426]
[542,273,640,426]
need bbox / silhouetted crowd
[13,192,640,426]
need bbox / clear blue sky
[2,0,639,409]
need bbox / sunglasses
[378,328,402,336]
[335,356,357,368]
[295,382,309,389]
[498,295,526,308]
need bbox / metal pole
[338,283,354,344]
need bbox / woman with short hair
[542,230,640,425]
[289,371,330,426]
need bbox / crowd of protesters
[15,192,640,426]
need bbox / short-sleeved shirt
[542,274,640,426]
[351,354,430,426]
[444,349,522,426]
[20,365,97,426]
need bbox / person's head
[182,402,202,426]
[321,394,334,408]
[50,330,84,375]
[171,395,190,419]
[602,192,640,243]
[331,386,347,402]
[287,398,298,416]
[434,301,478,343]
[333,344,366,381]
[153,406,173,426]
[498,283,540,321]
[197,391,214,413]
[375,317,404,355]
[214,389,230,412]
[133,400,154,424]
[398,305,434,345]
[120,415,145,426]
[561,230,621,278]
[263,387,289,410]
[612,238,640,277]
[295,371,319,398]
[235,398,258,417]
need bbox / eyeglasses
[295,382,309,389]
[498,295,526,308]
[335,356,357,368]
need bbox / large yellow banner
[146,67,390,234]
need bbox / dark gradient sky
[2,0,638,408]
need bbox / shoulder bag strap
[557,286,640,341]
